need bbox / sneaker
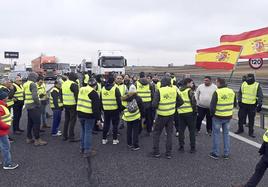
[102,139,108,145]
[113,139,119,145]
[3,163,19,170]
[127,144,133,149]
[209,152,219,160]
[34,138,48,146]
[149,152,161,158]
[175,132,179,137]
[132,146,140,151]
[52,131,62,137]
[26,138,34,144]
[223,155,230,160]
[165,154,172,159]
[178,146,184,153]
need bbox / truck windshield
[42,63,57,69]
[101,58,125,68]
[86,62,92,68]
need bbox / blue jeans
[40,103,47,126]
[212,117,231,156]
[0,135,12,166]
[80,118,95,153]
[51,109,62,134]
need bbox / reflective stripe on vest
[0,105,12,126]
[77,86,93,114]
[263,130,268,143]
[23,81,34,104]
[62,80,76,105]
[178,88,193,114]
[13,83,24,101]
[136,81,151,102]
[215,87,235,117]
[241,82,259,104]
[157,86,177,116]
[101,86,118,110]
[49,87,63,109]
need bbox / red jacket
[0,100,10,136]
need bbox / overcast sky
[0,0,267,66]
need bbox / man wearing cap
[235,74,263,138]
[12,76,25,134]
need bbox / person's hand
[256,104,262,112]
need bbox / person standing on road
[115,75,127,130]
[151,76,184,159]
[24,72,47,146]
[101,75,122,145]
[62,72,79,142]
[209,78,236,160]
[12,76,25,134]
[235,74,263,138]
[136,72,154,136]
[50,81,63,136]
[195,76,217,135]
[77,78,101,157]
[0,89,19,170]
[177,78,197,153]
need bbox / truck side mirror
[125,59,127,66]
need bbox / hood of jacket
[138,78,149,85]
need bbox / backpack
[126,98,138,113]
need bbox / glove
[256,104,262,112]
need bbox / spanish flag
[220,27,268,59]
[195,45,242,70]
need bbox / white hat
[128,84,137,93]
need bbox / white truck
[80,59,93,73]
[96,50,127,76]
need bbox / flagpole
[228,47,243,83]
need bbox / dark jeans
[103,110,119,140]
[12,103,23,132]
[238,103,256,135]
[127,119,140,147]
[51,109,62,134]
[144,107,153,133]
[179,113,196,148]
[27,108,41,139]
[174,111,179,132]
[196,106,212,132]
[153,115,174,155]
[245,157,268,187]
[63,107,77,140]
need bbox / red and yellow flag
[195,45,242,70]
[220,27,268,59]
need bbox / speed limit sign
[249,58,263,69]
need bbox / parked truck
[31,55,58,80]
[80,59,93,74]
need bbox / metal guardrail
[260,105,268,129]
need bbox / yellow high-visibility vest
[157,86,177,116]
[122,100,141,122]
[117,84,127,96]
[0,85,14,107]
[13,83,24,101]
[136,81,151,102]
[62,80,76,106]
[156,82,161,90]
[83,74,89,85]
[96,82,101,96]
[215,87,235,117]
[0,104,12,126]
[178,88,193,114]
[36,83,47,100]
[77,86,94,114]
[263,130,268,143]
[23,80,34,104]
[101,86,118,110]
[241,82,259,104]
[49,87,63,109]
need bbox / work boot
[34,139,48,146]
[26,138,34,144]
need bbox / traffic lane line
[202,121,261,148]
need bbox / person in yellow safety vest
[77,78,101,157]
[0,89,19,170]
[50,80,63,136]
[150,76,184,159]
[82,73,90,87]
[0,78,15,110]
[23,72,48,146]
[61,72,79,142]
[233,130,268,187]
[236,73,263,138]
[123,74,132,90]
[36,76,50,129]
[101,75,122,145]
[12,76,25,134]
[115,75,127,129]
[121,84,144,151]
[135,72,154,136]
[209,77,236,160]
[95,74,103,97]
[177,78,197,153]
[170,73,177,86]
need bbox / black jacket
[259,142,268,162]
[122,93,144,118]
[100,83,122,112]
[51,87,63,110]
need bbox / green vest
[23,80,34,104]
[13,83,24,101]
[157,86,177,116]
[178,88,193,114]
[0,104,12,126]
[101,86,118,110]
[241,82,259,104]
[77,86,93,114]
[50,87,63,109]
[136,81,151,102]
[122,100,141,122]
[215,87,235,117]
[62,80,76,106]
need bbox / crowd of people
[0,70,267,186]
